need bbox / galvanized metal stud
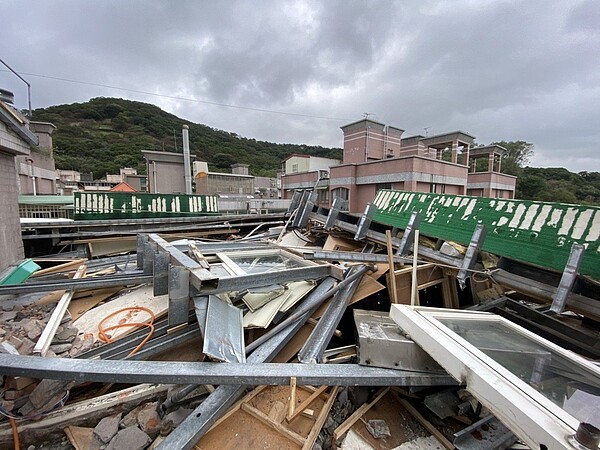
[153,249,170,296]
[396,211,422,256]
[324,196,346,230]
[457,224,487,290]
[168,265,190,327]
[296,191,318,229]
[549,243,585,314]
[354,203,377,241]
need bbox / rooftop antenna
[363,112,374,120]
[424,127,431,137]
[0,58,32,117]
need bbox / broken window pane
[438,317,600,428]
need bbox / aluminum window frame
[390,305,600,450]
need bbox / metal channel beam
[190,265,332,294]
[550,243,586,314]
[287,190,303,214]
[291,191,311,227]
[354,203,377,241]
[396,211,422,256]
[0,355,454,387]
[303,250,410,264]
[0,273,153,295]
[168,265,190,327]
[158,284,336,450]
[296,191,318,228]
[324,197,347,230]
[298,263,368,363]
[456,224,486,290]
[308,210,463,269]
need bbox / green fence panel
[74,192,219,220]
[372,190,600,281]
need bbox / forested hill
[31,97,343,178]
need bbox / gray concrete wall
[0,151,24,273]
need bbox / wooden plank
[241,403,306,446]
[302,386,339,450]
[63,426,94,450]
[287,386,328,422]
[386,230,400,303]
[207,386,268,432]
[32,259,87,277]
[390,391,454,449]
[287,376,297,420]
[333,387,390,440]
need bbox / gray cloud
[1,0,598,173]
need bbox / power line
[0,69,353,122]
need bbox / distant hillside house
[280,119,516,213]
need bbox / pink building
[280,119,516,213]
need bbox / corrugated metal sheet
[373,190,600,280]
[74,192,219,220]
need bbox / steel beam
[168,265,190,327]
[296,191,318,228]
[456,224,486,290]
[298,263,368,363]
[287,190,303,214]
[550,243,586,314]
[0,273,153,295]
[354,203,377,241]
[303,250,410,264]
[190,265,332,295]
[292,191,310,228]
[158,286,333,450]
[0,355,455,387]
[324,197,347,230]
[153,250,169,296]
[396,211,421,256]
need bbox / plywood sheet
[72,285,168,342]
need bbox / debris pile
[0,190,599,450]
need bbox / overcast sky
[1,0,599,172]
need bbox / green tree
[491,140,535,176]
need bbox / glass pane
[226,253,306,274]
[438,318,600,427]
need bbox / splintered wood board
[312,274,384,319]
[68,287,123,321]
[196,385,337,450]
[72,285,168,342]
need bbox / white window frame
[216,248,318,277]
[390,305,600,450]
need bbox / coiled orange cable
[98,306,155,356]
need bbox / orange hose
[10,417,19,450]
[98,307,155,356]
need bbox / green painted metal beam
[372,190,600,281]
[74,192,219,220]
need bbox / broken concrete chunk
[23,379,71,411]
[366,419,391,439]
[105,426,151,450]
[22,318,45,341]
[0,311,18,323]
[94,413,122,443]
[164,407,192,428]
[18,337,36,355]
[137,402,161,438]
[120,404,146,429]
[52,325,78,344]
[49,343,73,354]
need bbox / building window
[319,189,329,204]
[430,183,445,194]
[291,163,298,173]
[332,187,349,202]
[376,183,391,192]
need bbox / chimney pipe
[182,125,192,195]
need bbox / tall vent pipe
[182,125,192,195]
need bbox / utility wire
[0,69,353,122]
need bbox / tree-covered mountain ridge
[31,97,343,178]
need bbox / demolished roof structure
[0,189,599,450]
